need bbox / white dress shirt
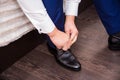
[17,0,81,34]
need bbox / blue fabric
[93,0,120,35]
[42,0,65,48]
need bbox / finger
[57,46,62,49]
[62,43,69,51]
[71,36,77,44]
[70,32,76,41]
[70,32,78,45]
[62,45,68,51]
[62,40,71,51]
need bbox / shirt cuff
[38,14,55,34]
[23,11,55,34]
[65,2,79,16]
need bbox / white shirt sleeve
[64,0,81,16]
[17,0,55,34]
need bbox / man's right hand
[47,27,71,50]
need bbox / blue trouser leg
[42,0,65,48]
[93,0,120,35]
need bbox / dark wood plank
[1,49,105,80]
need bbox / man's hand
[47,27,71,50]
[65,15,79,45]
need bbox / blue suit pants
[93,0,120,35]
[42,0,65,48]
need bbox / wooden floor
[1,6,120,80]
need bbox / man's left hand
[65,15,79,46]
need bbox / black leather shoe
[47,45,81,71]
[108,32,120,50]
